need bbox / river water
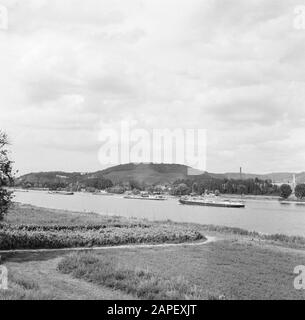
[14,190,305,237]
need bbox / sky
[1,0,305,175]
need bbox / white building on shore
[273,174,297,193]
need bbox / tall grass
[0,224,205,250]
[58,252,217,300]
[199,224,305,247]
[0,275,54,300]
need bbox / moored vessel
[48,191,74,195]
[92,190,113,196]
[179,196,245,208]
[124,192,167,201]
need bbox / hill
[16,163,305,188]
[16,163,197,187]
[99,163,192,185]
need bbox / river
[14,190,305,237]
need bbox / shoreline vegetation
[1,203,305,300]
[12,186,305,206]
[0,204,204,251]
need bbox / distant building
[273,174,297,192]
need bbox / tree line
[170,176,281,196]
[279,183,305,199]
[18,177,114,192]
[169,177,305,200]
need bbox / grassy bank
[57,252,218,300]
[2,236,305,300]
[197,224,305,248]
[1,203,305,300]
[5,203,152,226]
[0,204,205,250]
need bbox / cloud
[0,0,304,174]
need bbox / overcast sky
[1,0,305,174]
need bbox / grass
[200,225,305,248]
[57,252,220,300]
[76,240,305,300]
[165,222,305,249]
[0,274,55,300]
[4,236,305,300]
[5,203,149,227]
[0,203,205,250]
[0,255,135,300]
[0,224,204,250]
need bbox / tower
[240,167,242,180]
[292,174,296,194]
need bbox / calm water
[14,191,305,237]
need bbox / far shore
[224,193,305,203]
[11,187,282,201]
[225,194,280,201]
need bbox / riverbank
[1,203,305,300]
[226,193,305,204]
[280,199,305,204]
[225,194,280,201]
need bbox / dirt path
[6,257,136,300]
[0,236,217,254]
